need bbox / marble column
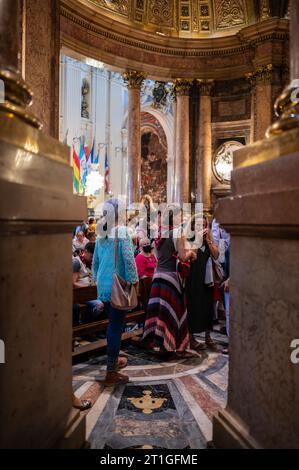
[22,0,60,138]
[174,79,191,205]
[246,65,273,141]
[196,80,214,212]
[0,0,86,448]
[0,0,19,71]
[123,71,144,205]
[172,98,177,202]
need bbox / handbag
[212,258,225,284]
[110,228,138,311]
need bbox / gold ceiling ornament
[88,0,129,17]
[148,0,174,28]
[123,70,145,89]
[266,80,299,138]
[85,0,256,38]
[128,390,167,414]
[173,79,193,97]
[197,79,214,96]
[0,69,42,129]
[214,0,247,30]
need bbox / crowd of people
[71,199,231,386]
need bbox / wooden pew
[72,285,145,360]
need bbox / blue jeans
[104,302,127,372]
[224,292,230,337]
[85,300,107,322]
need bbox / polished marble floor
[73,330,229,449]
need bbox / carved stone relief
[148,0,174,27]
[85,0,254,36]
[214,0,246,30]
[88,0,129,17]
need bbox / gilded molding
[123,70,145,88]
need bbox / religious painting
[141,113,167,204]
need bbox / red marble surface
[179,375,222,420]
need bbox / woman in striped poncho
[142,208,196,356]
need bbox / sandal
[175,350,201,359]
[205,337,219,350]
[117,356,128,370]
[73,399,92,411]
[190,338,207,351]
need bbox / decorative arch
[122,105,174,202]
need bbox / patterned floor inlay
[73,330,229,449]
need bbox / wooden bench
[72,285,145,360]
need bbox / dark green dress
[185,246,214,334]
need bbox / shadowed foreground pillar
[213,1,299,448]
[0,0,86,448]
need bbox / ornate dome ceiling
[61,0,289,81]
[85,0,259,38]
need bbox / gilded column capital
[245,64,273,87]
[255,64,273,85]
[123,71,145,89]
[245,72,256,88]
[197,79,214,96]
[173,79,193,97]
[260,0,270,20]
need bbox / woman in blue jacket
[93,199,138,385]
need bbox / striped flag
[72,146,80,193]
[89,138,95,164]
[87,138,95,175]
[104,146,109,194]
[94,144,100,165]
[79,137,87,191]
[84,135,89,161]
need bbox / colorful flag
[79,137,87,191]
[72,146,80,193]
[84,135,89,161]
[89,138,95,164]
[87,138,95,175]
[94,144,100,165]
[104,147,109,194]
